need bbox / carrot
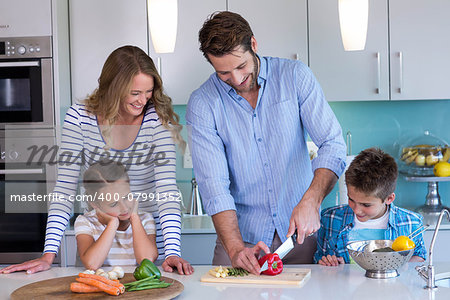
[70,282,102,293]
[78,273,125,293]
[76,277,121,296]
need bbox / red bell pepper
[258,253,283,276]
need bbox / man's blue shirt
[186,55,346,246]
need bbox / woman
[0,46,193,275]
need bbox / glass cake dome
[398,131,449,177]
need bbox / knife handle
[291,230,298,244]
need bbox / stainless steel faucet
[416,209,450,289]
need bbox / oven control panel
[0,36,51,58]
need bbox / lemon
[392,236,415,251]
[434,161,450,177]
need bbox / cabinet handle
[398,52,403,93]
[376,52,381,94]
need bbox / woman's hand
[162,256,194,275]
[0,252,55,274]
[318,254,344,266]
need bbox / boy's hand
[96,209,119,227]
[318,255,344,266]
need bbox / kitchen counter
[2,263,450,299]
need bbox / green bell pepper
[133,258,161,280]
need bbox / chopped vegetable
[227,267,249,277]
[134,258,161,280]
[81,269,95,275]
[75,277,121,296]
[208,266,249,278]
[70,282,102,293]
[258,253,283,276]
[209,266,228,278]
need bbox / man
[186,11,346,274]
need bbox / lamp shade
[147,0,178,53]
[338,0,369,51]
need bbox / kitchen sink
[435,272,450,288]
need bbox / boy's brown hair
[198,11,254,61]
[345,148,398,201]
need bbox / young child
[314,147,427,266]
[75,160,158,270]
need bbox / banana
[440,148,450,162]
[401,149,419,164]
[405,152,419,164]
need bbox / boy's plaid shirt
[314,203,427,263]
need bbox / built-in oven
[0,36,53,128]
[0,129,58,264]
[0,35,59,264]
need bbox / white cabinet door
[150,0,226,105]
[0,0,52,37]
[389,0,450,100]
[69,0,148,103]
[308,0,389,101]
[227,0,308,63]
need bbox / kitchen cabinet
[0,0,52,37]
[389,0,450,100]
[309,0,450,101]
[150,0,226,105]
[227,0,308,63]
[68,0,148,103]
[309,0,389,101]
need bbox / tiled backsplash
[174,100,450,211]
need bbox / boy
[314,148,426,266]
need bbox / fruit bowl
[398,131,449,177]
[347,240,415,279]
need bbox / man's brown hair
[345,148,398,201]
[198,11,254,61]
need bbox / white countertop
[2,263,450,299]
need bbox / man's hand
[162,256,194,275]
[230,241,270,275]
[0,252,55,274]
[287,197,321,244]
[287,168,338,244]
[318,255,344,266]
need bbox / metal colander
[347,239,415,279]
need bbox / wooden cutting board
[200,268,311,286]
[10,273,183,300]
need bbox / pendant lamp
[147,0,178,53]
[338,0,369,51]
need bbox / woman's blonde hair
[84,45,185,151]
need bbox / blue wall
[174,100,450,212]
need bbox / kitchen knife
[259,231,298,273]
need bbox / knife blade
[259,231,298,273]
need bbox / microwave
[0,36,54,128]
